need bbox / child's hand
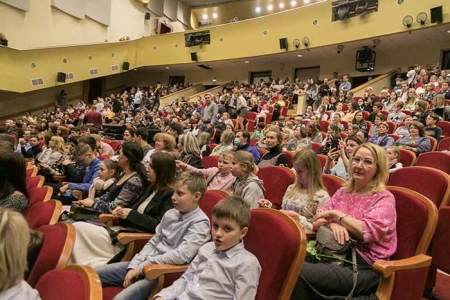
[123,268,140,288]
[257,199,273,208]
[280,210,300,220]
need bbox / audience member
[0,151,29,214]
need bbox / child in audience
[0,208,40,300]
[387,146,403,173]
[95,172,211,300]
[347,124,360,137]
[387,101,406,125]
[176,150,235,193]
[424,113,442,142]
[231,151,265,208]
[259,149,330,230]
[154,196,262,300]
[394,115,413,138]
[251,122,266,140]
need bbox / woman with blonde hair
[197,132,211,157]
[404,88,419,111]
[210,130,235,156]
[37,135,65,166]
[178,133,203,168]
[231,151,265,208]
[0,208,40,299]
[291,143,397,299]
[259,149,330,230]
[431,94,450,121]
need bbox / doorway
[293,66,320,83]
[169,76,185,86]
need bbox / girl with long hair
[0,151,29,214]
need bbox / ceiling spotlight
[267,4,273,10]
[402,15,413,27]
[290,0,297,6]
[255,6,261,13]
[304,0,310,3]
[293,39,300,49]
[337,44,344,54]
[372,39,381,48]
[416,12,427,25]
[202,13,208,20]
[279,3,285,8]
[245,61,250,64]
[212,13,218,19]
[165,67,169,69]
[297,54,303,57]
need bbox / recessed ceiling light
[447,30,450,33]
[290,0,297,6]
[165,67,169,69]
[297,54,303,57]
[212,13,218,19]
[304,0,310,3]
[279,2,285,8]
[255,6,261,13]
[267,4,273,10]
[202,13,208,20]
[245,61,250,64]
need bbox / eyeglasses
[352,156,377,168]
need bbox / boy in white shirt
[387,101,406,125]
[154,196,262,300]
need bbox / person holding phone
[323,135,363,180]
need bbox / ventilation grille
[111,65,119,71]
[66,72,74,80]
[89,68,99,75]
[197,64,212,70]
[31,78,44,87]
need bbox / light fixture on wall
[293,39,300,49]
[337,45,344,54]
[372,39,380,49]
[402,15,413,27]
[416,12,427,25]
[302,37,309,47]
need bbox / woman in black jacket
[70,152,176,268]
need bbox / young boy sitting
[153,196,262,300]
[96,172,211,300]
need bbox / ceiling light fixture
[165,67,169,69]
[202,13,208,20]
[304,0,310,3]
[267,4,273,10]
[290,0,297,6]
[212,13,218,19]
[293,38,300,49]
[416,12,427,25]
[255,6,261,13]
[245,61,250,64]
[302,37,309,47]
[279,3,285,8]
[297,54,303,57]
[402,15,413,27]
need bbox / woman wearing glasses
[291,143,397,299]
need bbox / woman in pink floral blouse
[291,143,397,299]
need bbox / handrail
[350,69,398,94]
[187,84,227,102]
[160,84,203,100]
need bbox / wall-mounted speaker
[57,72,66,83]
[279,38,288,50]
[191,52,198,62]
[144,12,151,20]
[123,62,130,70]
[430,6,443,23]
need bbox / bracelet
[339,214,348,224]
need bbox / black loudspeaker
[279,38,288,50]
[57,72,66,83]
[191,52,198,62]
[123,62,130,70]
[145,12,151,20]
[430,6,443,23]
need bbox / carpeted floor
[423,272,450,300]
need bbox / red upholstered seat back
[283,151,294,168]
[27,186,52,208]
[389,166,450,208]
[321,174,345,197]
[245,209,301,300]
[398,149,416,167]
[106,140,121,151]
[387,187,431,260]
[201,156,219,169]
[437,121,450,138]
[25,201,57,229]
[416,152,450,174]
[390,267,431,300]
[437,137,450,151]
[35,269,86,300]
[27,223,74,287]
[199,190,227,224]
[431,207,450,274]
[257,166,296,210]
[26,176,43,190]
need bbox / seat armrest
[99,214,117,224]
[117,233,154,245]
[305,229,316,241]
[144,264,189,281]
[373,254,432,278]
[53,175,67,183]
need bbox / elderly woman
[142,133,176,166]
[291,143,397,299]
[396,121,431,154]
[178,133,203,169]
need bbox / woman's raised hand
[257,199,273,208]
